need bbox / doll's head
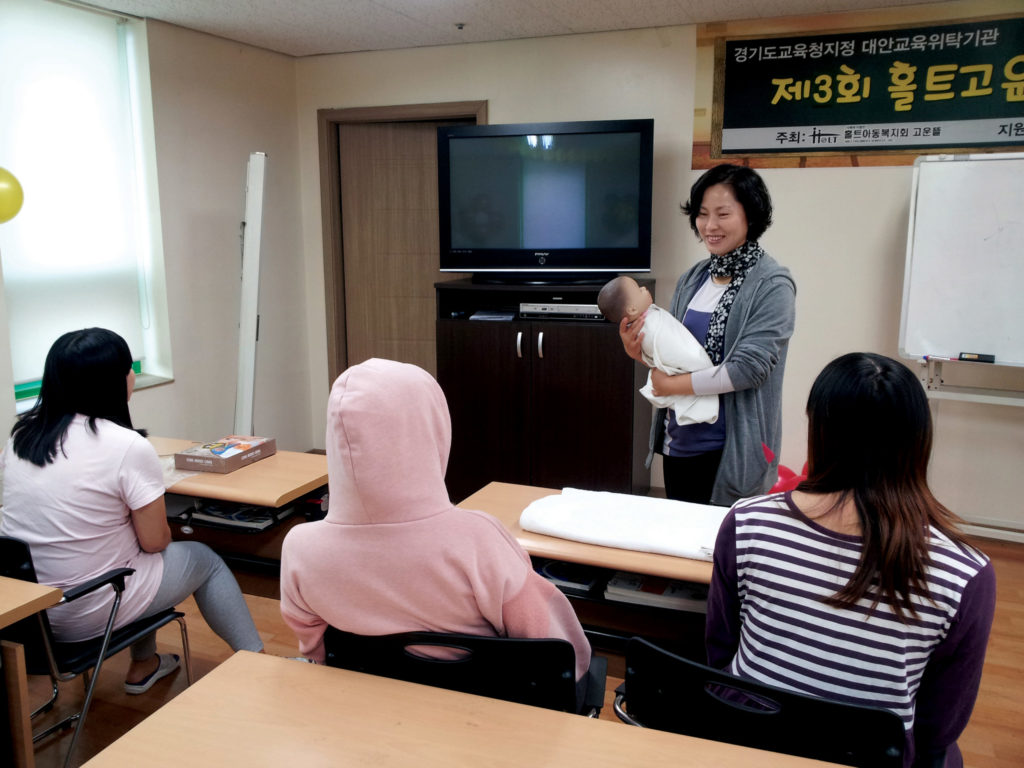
[597,276,652,324]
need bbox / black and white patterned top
[706,491,995,767]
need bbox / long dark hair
[797,352,965,621]
[11,328,143,466]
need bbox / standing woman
[621,164,796,505]
[706,353,995,767]
[0,328,263,693]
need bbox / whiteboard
[899,153,1024,368]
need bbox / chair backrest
[0,536,59,673]
[621,638,905,768]
[0,534,45,584]
[322,626,578,712]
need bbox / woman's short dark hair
[11,327,141,466]
[682,164,773,243]
[799,352,965,621]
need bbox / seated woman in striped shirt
[705,352,995,768]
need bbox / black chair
[0,536,193,768]
[614,637,905,768]
[323,626,607,716]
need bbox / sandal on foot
[124,653,180,695]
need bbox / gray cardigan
[647,253,796,506]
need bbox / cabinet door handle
[537,331,544,359]
[516,331,523,359]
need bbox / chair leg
[32,711,79,744]
[613,693,643,726]
[174,615,194,686]
[30,674,59,719]
[31,673,83,742]
[31,675,80,741]
[61,590,124,768]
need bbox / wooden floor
[28,536,1024,768]
[959,537,1024,767]
[29,591,300,768]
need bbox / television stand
[469,272,617,287]
[435,277,653,502]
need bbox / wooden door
[436,319,532,503]
[319,102,486,384]
[338,122,447,374]
[529,321,636,492]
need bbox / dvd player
[519,302,605,321]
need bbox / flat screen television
[437,119,653,281]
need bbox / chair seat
[46,609,186,676]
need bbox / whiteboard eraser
[958,352,995,363]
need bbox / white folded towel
[519,487,729,561]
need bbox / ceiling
[81,0,937,58]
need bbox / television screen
[438,119,653,279]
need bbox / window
[0,0,170,403]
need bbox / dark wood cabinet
[436,278,652,503]
[436,317,532,494]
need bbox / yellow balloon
[0,167,25,224]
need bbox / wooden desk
[0,578,61,631]
[83,651,836,768]
[149,438,328,576]
[459,481,714,584]
[149,437,328,508]
[1,577,62,768]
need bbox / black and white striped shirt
[706,492,995,766]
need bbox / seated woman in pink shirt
[280,358,592,684]
[0,328,263,694]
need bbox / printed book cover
[173,435,277,474]
[604,571,709,613]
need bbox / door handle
[537,331,544,359]
[516,331,523,359]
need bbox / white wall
[754,167,1024,532]
[129,21,313,451]
[753,167,912,468]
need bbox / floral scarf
[704,241,764,365]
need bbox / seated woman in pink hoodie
[279,358,592,684]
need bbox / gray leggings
[130,541,263,660]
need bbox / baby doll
[597,276,718,425]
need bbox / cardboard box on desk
[174,436,277,474]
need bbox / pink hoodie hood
[325,358,452,525]
[280,358,591,676]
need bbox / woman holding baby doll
[620,164,795,506]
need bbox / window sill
[135,373,174,391]
[14,373,174,413]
